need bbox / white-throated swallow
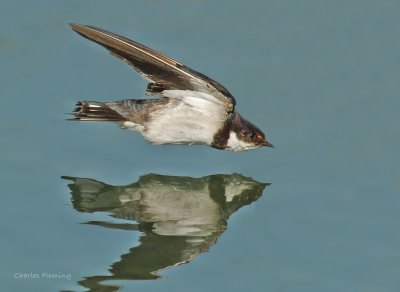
[69,24,273,152]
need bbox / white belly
[143,93,227,145]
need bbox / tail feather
[70,101,127,121]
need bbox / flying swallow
[69,24,273,152]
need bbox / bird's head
[226,112,274,152]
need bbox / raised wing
[70,24,236,112]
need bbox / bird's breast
[143,96,226,146]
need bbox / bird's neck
[211,111,237,150]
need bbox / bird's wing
[70,24,236,113]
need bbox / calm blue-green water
[1,0,399,291]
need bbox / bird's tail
[69,101,126,121]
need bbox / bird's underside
[69,24,273,152]
[73,93,227,147]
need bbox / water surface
[1,0,399,291]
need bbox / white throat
[226,132,258,152]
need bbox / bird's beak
[262,141,274,148]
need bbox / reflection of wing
[62,173,269,290]
[70,24,236,112]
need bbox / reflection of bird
[69,24,273,152]
[62,173,269,291]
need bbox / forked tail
[70,101,127,121]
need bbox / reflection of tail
[61,176,122,213]
[70,101,126,121]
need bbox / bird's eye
[249,132,256,139]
